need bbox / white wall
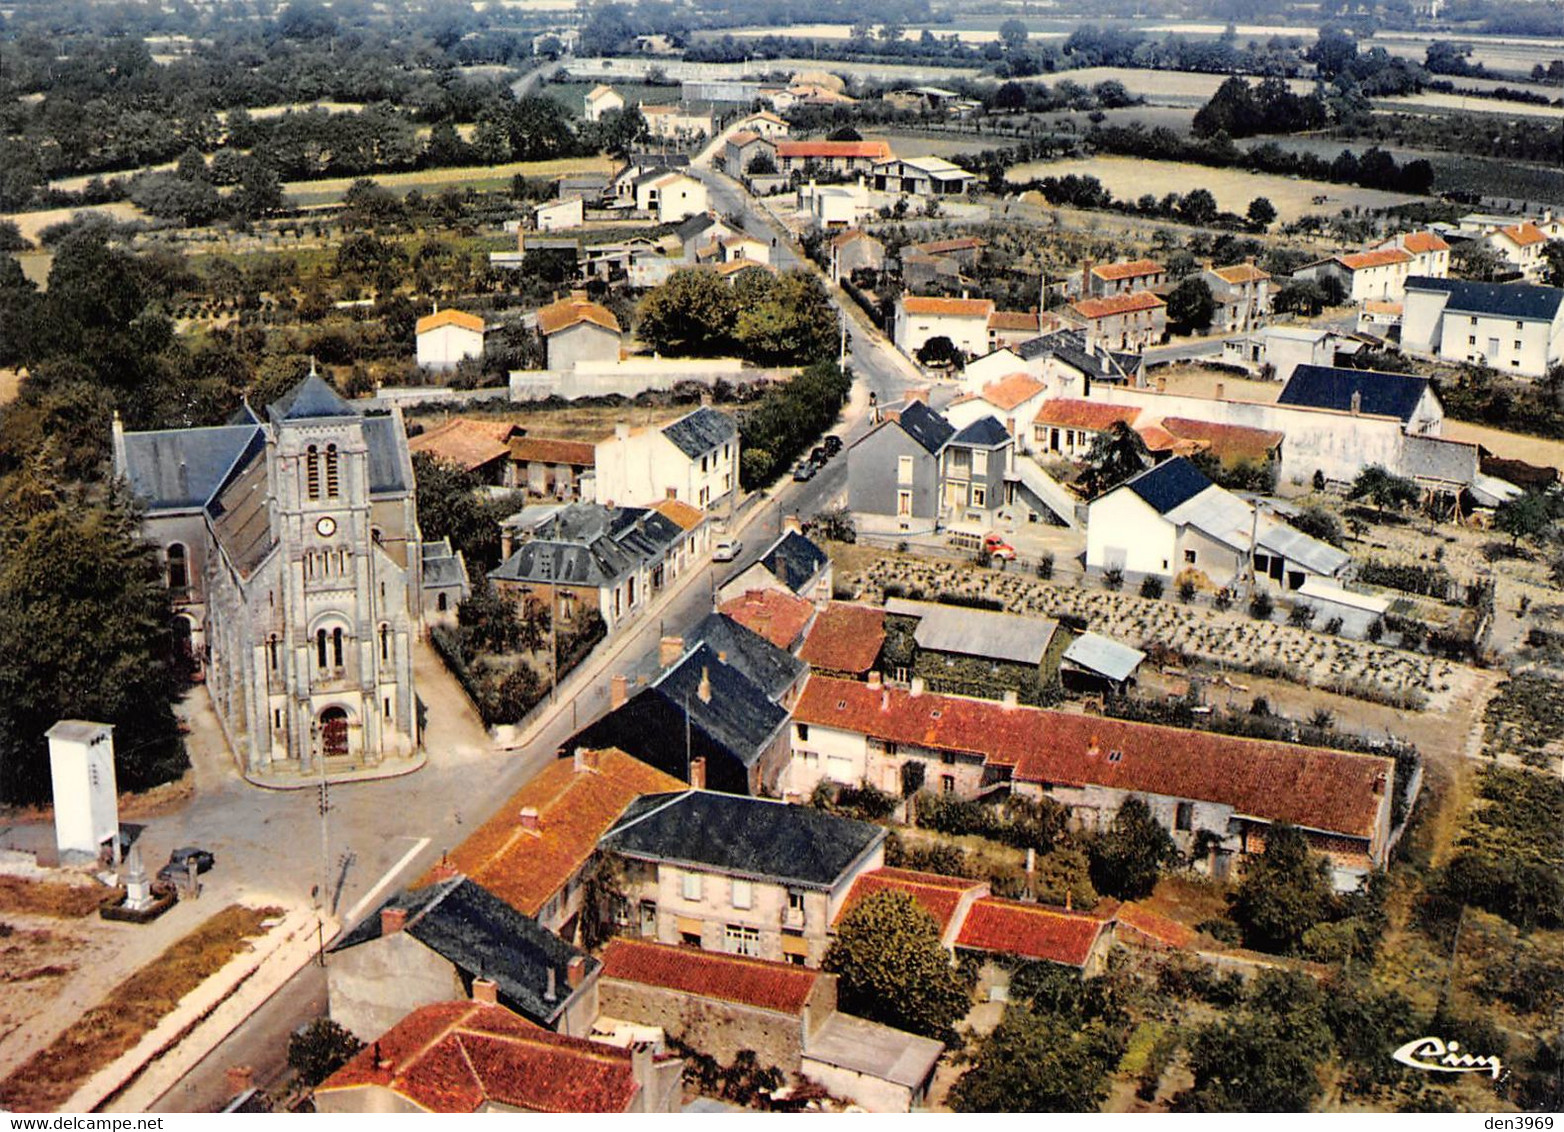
[788,720,870,797]
[1086,489,1176,576]
[416,325,483,370]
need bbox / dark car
[809,446,828,466]
[822,436,843,457]
[792,461,817,482]
[158,847,215,883]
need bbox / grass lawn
[0,903,278,1112]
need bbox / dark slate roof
[488,505,682,588]
[1122,456,1213,515]
[1406,275,1564,322]
[119,424,263,511]
[760,530,829,594]
[895,400,956,454]
[662,406,736,458]
[332,877,598,1028]
[654,644,788,766]
[950,415,1012,448]
[675,212,723,243]
[207,443,277,577]
[363,413,410,493]
[227,402,262,427]
[630,151,690,169]
[1278,365,1431,423]
[687,612,805,702]
[1017,328,1140,381]
[601,790,885,889]
[421,539,471,589]
[266,371,356,422]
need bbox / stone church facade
[114,371,455,779]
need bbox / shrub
[1287,603,1316,628]
[1324,616,1344,635]
[1177,579,1197,603]
[1037,552,1055,580]
[1196,917,1243,945]
[1214,588,1233,611]
[1399,619,1428,650]
[1103,566,1124,591]
[1249,591,1274,621]
[1139,576,1165,600]
[1367,618,1384,642]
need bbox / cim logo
[1392,1036,1503,1079]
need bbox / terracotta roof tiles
[987,310,1041,332]
[1157,417,1284,463]
[600,938,821,1015]
[650,497,706,531]
[1071,291,1165,319]
[776,140,893,161]
[416,308,485,335]
[409,418,518,471]
[797,602,886,675]
[1092,258,1163,282]
[718,587,815,650]
[977,373,1048,411]
[509,436,596,467]
[1399,231,1449,254]
[536,296,621,337]
[1498,221,1547,247]
[1338,248,1412,270]
[1209,263,1270,285]
[955,897,1107,967]
[901,295,995,318]
[833,867,986,937]
[1032,399,1141,431]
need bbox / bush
[1037,552,1055,580]
[1177,579,1197,603]
[1324,616,1344,635]
[1367,618,1384,642]
[1139,576,1165,600]
[288,1019,364,1087]
[1398,619,1428,650]
[1103,566,1124,591]
[1287,603,1316,628]
[1214,588,1233,611]
[1249,591,1274,621]
[1196,916,1243,945]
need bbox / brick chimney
[429,853,458,882]
[910,676,925,696]
[660,635,685,667]
[224,1066,254,1099]
[573,747,601,773]
[697,666,712,704]
[1001,689,1019,710]
[689,756,706,790]
[611,674,629,709]
[519,806,541,833]
[566,955,588,988]
[473,978,499,1005]
[381,906,408,935]
[782,514,803,535]
[867,670,883,689]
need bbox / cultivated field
[1005,155,1425,221]
[1377,91,1564,119]
[1021,66,1314,104]
[280,155,617,205]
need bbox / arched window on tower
[267,634,280,672]
[306,445,321,500]
[325,444,340,499]
[332,627,344,669]
[166,543,188,594]
[316,628,328,670]
[379,623,391,662]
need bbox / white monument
[47,720,118,865]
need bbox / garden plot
[849,556,1476,712]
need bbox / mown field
[280,155,617,205]
[1005,155,1424,221]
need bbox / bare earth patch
[0,877,110,920]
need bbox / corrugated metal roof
[1297,577,1391,615]
[1061,632,1145,683]
[911,603,1058,666]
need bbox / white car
[712,537,743,562]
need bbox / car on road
[712,537,743,562]
[983,534,1018,561]
[822,436,843,458]
[792,461,817,481]
[809,446,829,466]
[158,847,215,883]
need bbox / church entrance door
[320,707,350,758]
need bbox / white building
[894,294,995,358]
[1402,276,1564,378]
[1374,231,1450,279]
[638,103,714,141]
[584,84,625,122]
[534,196,584,232]
[944,373,1050,453]
[1294,248,1414,303]
[870,156,976,197]
[414,308,484,371]
[797,179,872,230]
[1483,221,1550,283]
[1086,456,1349,590]
[593,406,739,511]
[48,721,117,862]
[634,171,708,223]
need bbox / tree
[1453,241,1505,282]
[745,151,778,175]
[1178,188,1219,227]
[998,18,1029,51]
[1176,1007,1326,1111]
[636,268,738,356]
[733,271,838,365]
[824,890,972,1043]
[1308,25,1358,78]
[1166,277,1216,334]
[1080,421,1151,497]
[1227,824,1333,954]
[412,453,510,570]
[1347,464,1420,519]
[1288,505,1344,546]
[1493,489,1557,547]
[1088,796,1179,899]
[1247,196,1278,229]
[287,1018,364,1087]
[951,1004,1123,1112]
[1543,240,1564,289]
[0,220,27,253]
[0,469,189,805]
[915,335,962,369]
[1273,279,1330,317]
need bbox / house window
[682,872,703,901]
[796,723,809,741]
[788,890,805,915]
[1176,802,1194,831]
[681,930,701,947]
[1184,550,1197,565]
[897,456,914,485]
[897,490,912,517]
[941,774,955,793]
[970,485,986,508]
[973,449,988,475]
[731,879,753,909]
[724,924,762,957]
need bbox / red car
[984,534,1017,560]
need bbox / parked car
[809,446,828,466]
[157,847,215,883]
[713,537,743,562]
[792,461,817,481]
[822,435,843,457]
[983,534,1017,561]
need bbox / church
[113,369,465,780]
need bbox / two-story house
[601,790,886,967]
[1483,221,1549,282]
[1201,261,1272,333]
[717,524,832,607]
[1294,248,1413,302]
[894,295,995,359]
[1083,258,1165,297]
[939,416,1014,527]
[1401,276,1564,378]
[1069,292,1166,350]
[593,406,739,511]
[847,398,955,535]
[1374,230,1450,279]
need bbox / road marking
[340,836,430,928]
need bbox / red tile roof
[1498,221,1547,247]
[913,237,986,256]
[650,498,706,532]
[425,749,684,917]
[410,418,518,470]
[318,1002,649,1112]
[726,130,761,146]
[955,897,1107,967]
[977,373,1048,411]
[1114,901,1198,949]
[1135,423,1199,455]
[1092,259,1163,282]
[537,295,621,337]
[600,938,820,1015]
[987,310,1041,333]
[1209,263,1270,285]
[831,228,877,249]
[901,295,995,318]
[1157,417,1284,463]
[416,308,485,335]
[510,436,596,467]
[794,676,1393,842]
[777,140,893,161]
[1338,248,1412,270]
[1033,399,1141,431]
[1399,231,1449,254]
[1072,292,1165,320]
[798,603,886,675]
[833,867,986,936]
[719,588,815,650]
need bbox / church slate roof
[119,424,263,511]
[333,877,598,1029]
[601,790,885,889]
[759,530,829,594]
[421,538,470,589]
[362,414,411,494]
[661,406,736,459]
[1278,365,1431,423]
[266,371,356,422]
[488,505,684,589]
[685,612,805,703]
[207,446,277,578]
